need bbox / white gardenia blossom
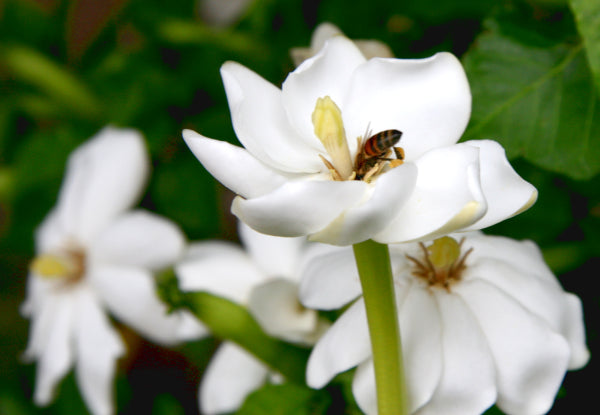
[183,35,537,246]
[175,222,330,414]
[300,232,590,415]
[22,127,205,415]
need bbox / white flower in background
[198,0,252,27]
[175,222,330,414]
[22,127,205,415]
[184,35,537,246]
[300,232,589,415]
[290,22,394,66]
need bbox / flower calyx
[406,236,472,290]
[312,95,405,183]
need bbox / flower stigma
[312,96,405,182]
[30,249,85,283]
[406,236,472,290]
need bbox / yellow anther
[30,254,71,278]
[312,96,353,180]
[427,236,461,269]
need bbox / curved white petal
[232,179,367,238]
[89,210,185,271]
[54,127,149,245]
[27,289,76,406]
[460,140,537,231]
[456,279,570,415]
[306,298,371,388]
[282,36,367,146]
[74,289,125,415]
[248,278,318,344]
[183,130,287,199]
[397,281,443,412]
[221,61,321,173]
[562,293,590,369]
[90,265,191,346]
[238,221,305,279]
[35,209,65,254]
[375,144,486,243]
[351,359,377,415]
[175,241,265,304]
[299,247,361,310]
[200,342,269,415]
[416,292,496,415]
[466,259,574,340]
[342,52,471,158]
[310,162,418,245]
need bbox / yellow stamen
[427,236,461,269]
[30,254,71,279]
[312,96,353,180]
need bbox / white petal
[89,210,185,271]
[397,281,443,412]
[54,127,149,244]
[220,61,322,173]
[375,144,487,243]
[238,221,305,279]
[175,241,265,304]
[342,52,471,158]
[35,209,65,254]
[200,342,269,414]
[248,278,318,344]
[74,290,125,415]
[299,246,361,310]
[310,162,418,245]
[460,140,537,231]
[416,292,496,415]
[306,298,371,388]
[232,179,367,238]
[562,293,590,369]
[282,36,367,146]
[28,289,76,406]
[456,279,570,415]
[352,359,377,415]
[90,265,191,345]
[183,129,287,198]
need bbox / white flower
[175,222,330,414]
[183,35,537,246]
[290,22,394,66]
[22,127,205,415]
[300,232,589,415]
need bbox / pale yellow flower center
[30,249,85,282]
[407,236,472,289]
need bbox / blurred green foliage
[0,0,597,413]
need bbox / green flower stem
[353,240,408,415]
[183,291,310,384]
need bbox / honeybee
[355,129,404,181]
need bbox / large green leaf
[462,19,600,179]
[237,383,330,415]
[570,0,600,91]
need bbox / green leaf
[237,383,330,415]
[570,0,600,91]
[462,19,600,179]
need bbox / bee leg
[393,146,405,161]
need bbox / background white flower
[184,35,536,246]
[290,22,394,66]
[300,232,589,415]
[175,221,330,414]
[21,127,205,415]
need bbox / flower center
[30,248,85,283]
[312,96,404,182]
[406,236,472,289]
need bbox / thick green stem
[353,240,408,415]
